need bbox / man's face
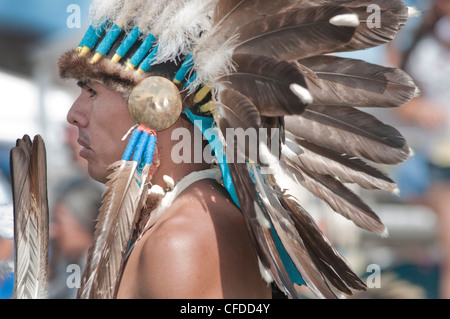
[67,81,136,183]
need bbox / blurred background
[0,0,103,299]
[0,0,448,299]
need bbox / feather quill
[78,160,149,299]
[10,135,49,299]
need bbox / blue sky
[0,0,91,36]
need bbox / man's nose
[67,95,88,127]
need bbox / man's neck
[149,116,211,189]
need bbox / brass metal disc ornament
[128,76,183,131]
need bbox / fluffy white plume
[89,0,125,28]
[191,31,238,90]
[116,0,148,30]
[153,0,216,63]
[136,0,168,35]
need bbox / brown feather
[299,55,418,108]
[215,110,298,297]
[228,162,297,297]
[283,157,386,234]
[216,88,261,163]
[249,164,337,298]
[112,188,164,298]
[78,160,148,299]
[283,132,397,192]
[217,88,262,129]
[333,0,409,51]
[233,6,357,61]
[218,54,308,116]
[257,153,368,296]
[280,194,367,293]
[213,0,320,37]
[285,105,411,164]
[214,0,409,41]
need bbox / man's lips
[77,138,93,158]
[77,138,91,149]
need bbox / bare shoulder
[134,179,271,299]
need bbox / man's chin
[87,164,109,185]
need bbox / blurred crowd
[392,0,450,299]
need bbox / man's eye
[87,88,97,98]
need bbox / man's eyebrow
[77,80,91,88]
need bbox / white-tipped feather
[290,84,313,105]
[414,86,422,98]
[329,13,360,27]
[258,258,274,285]
[254,202,272,229]
[259,142,305,202]
[282,136,398,192]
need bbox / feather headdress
[10,135,49,299]
[56,0,419,299]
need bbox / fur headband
[58,50,145,98]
